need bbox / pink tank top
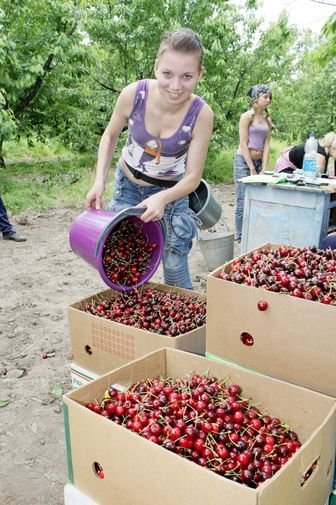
[247,121,269,151]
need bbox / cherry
[249,418,262,430]
[263,443,274,454]
[216,444,229,459]
[240,332,254,346]
[216,245,336,306]
[241,469,254,483]
[86,373,302,489]
[193,438,205,452]
[237,453,250,468]
[257,300,268,311]
[228,384,242,396]
[84,287,206,337]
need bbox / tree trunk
[13,22,77,117]
[14,54,54,117]
[225,70,246,120]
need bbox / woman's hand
[85,180,105,210]
[136,193,166,222]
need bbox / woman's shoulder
[120,81,141,97]
[240,110,254,124]
[118,81,136,98]
[198,101,214,122]
[118,81,146,108]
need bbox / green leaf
[0,400,11,408]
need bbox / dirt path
[0,183,237,505]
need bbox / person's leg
[162,197,199,290]
[233,155,250,242]
[0,195,15,236]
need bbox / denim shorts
[107,163,201,288]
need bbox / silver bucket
[189,179,222,230]
[198,230,234,271]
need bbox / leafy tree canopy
[0,0,334,167]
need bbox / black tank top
[288,142,333,170]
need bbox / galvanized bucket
[189,179,222,230]
[198,230,234,271]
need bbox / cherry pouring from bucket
[102,218,158,287]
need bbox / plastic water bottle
[302,133,318,182]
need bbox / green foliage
[3,136,72,160]
[1,0,335,191]
[272,33,335,142]
[1,0,309,160]
[318,12,336,63]
[0,155,99,213]
[204,138,286,184]
[204,149,236,184]
[0,0,104,156]
[268,138,286,168]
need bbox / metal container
[189,179,222,230]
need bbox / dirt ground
[0,183,237,505]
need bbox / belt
[124,161,178,188]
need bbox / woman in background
[274,132,336,175]
[233,84,272,243]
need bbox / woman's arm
[316,153,327,174]
[262,128,271,171]
[85,83,136,209]
[138,103,214,222]
[238,112,256,174]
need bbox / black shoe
[3,233,27,242]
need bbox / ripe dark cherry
[216,245,336,306]
[83,286,206,337]
[257,300,268,311]
[85,373,301,488]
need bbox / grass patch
[0,155,116,214]
[204,139,286,183]
[1,138,288,215]
[205,149,236,183]
[3,136,73,161]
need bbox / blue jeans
[107,164,200,289]
[0,195,15,237]
[233,155,262,242]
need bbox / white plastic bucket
[198,230,234,271]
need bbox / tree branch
[13,23,77,117]
[14,54,54,117]
[225,70,246,120]
[85,71,120,93]
[309,0,336,6]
